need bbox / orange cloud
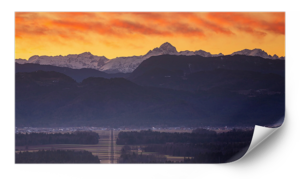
[123,12,228,37]
[13,12,215,40]
[127,12,175,27]
[15,16,25,24]
[109,19,172,36]
[183,13,234,36]
[15,12,285,40]
[124,13,207,38]
[16,24,49,37]
[102,40,120,48]
[170,22,205,37]
[236,26,267,38]
[206,12,285,35]
[127,43,143,49]
[54,12,98,19]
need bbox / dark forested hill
[129,54,285,80]
[16,70,284,127]
[16,63,130,82]
[130,68,284,92]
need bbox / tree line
[116,128,253,145]
[16,131,100,146]
[15,149,100,163]
[142,141,249,163]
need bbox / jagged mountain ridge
[18,52,109,70]
[15,42,285,73]
[231,49,284,60]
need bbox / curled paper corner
[246,126,279,154]
[229,117,285,163]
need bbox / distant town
[15,126,259,134]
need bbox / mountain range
[15,42,285,127]
[15,42,285,73]
[15,52,285,127]
[16,54,285,83]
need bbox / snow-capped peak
[273,54,279,59]
[78,52,93,57]
[159,42,178,54]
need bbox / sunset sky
[15,12,285,60]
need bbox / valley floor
[15,129,188,163]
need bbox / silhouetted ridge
[130,54,285,80]
[16,70,77,85]
[15,63,130,82]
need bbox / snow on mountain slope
[177,50,196,56]
[15,59,28,64]
[25,52,109,70]
[99,56,146,73]
[231,49,284,60]
[178,50,223,57]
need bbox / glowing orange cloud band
[15,12,285,59]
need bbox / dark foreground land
[16,150,100,163]
[15,128,253,163]
[15,131,102,163]
[117,128,253,163]
[15,130,112,163]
